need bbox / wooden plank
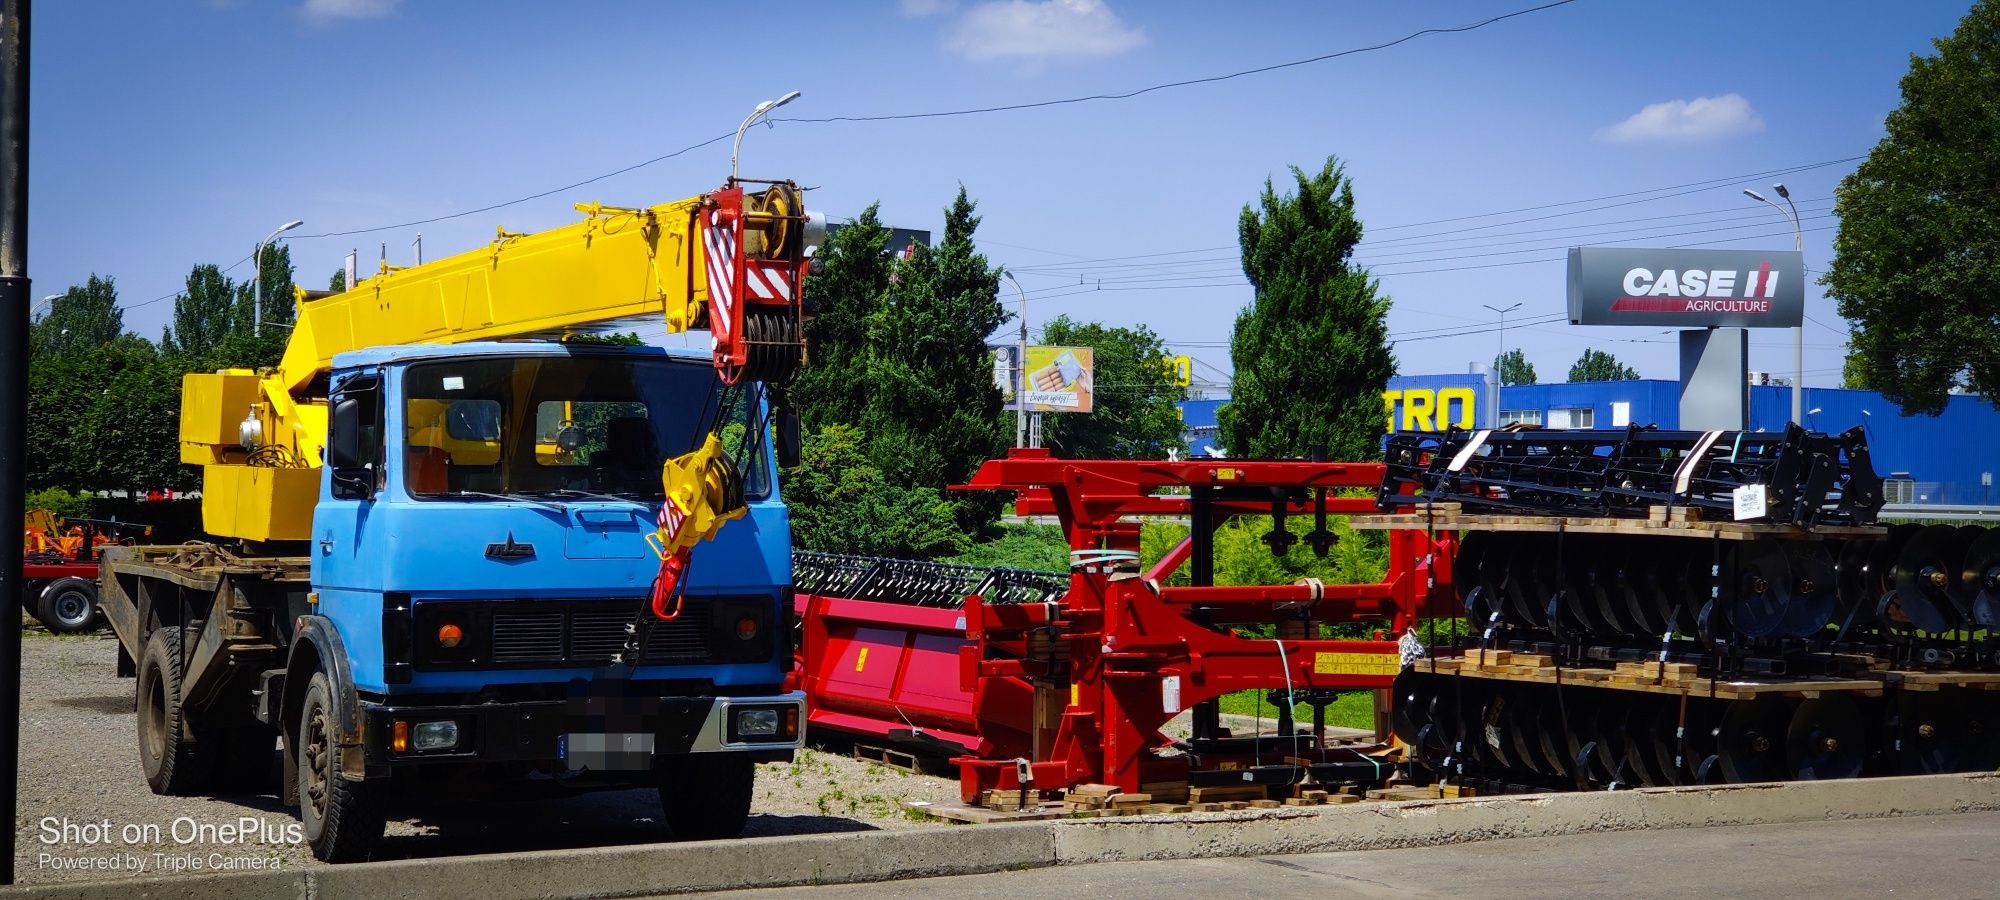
[1430,657,1885,700]
[1189,784,1271,803]
[1250,799,1284,809]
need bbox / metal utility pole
[1004,272,1028,448]
[0,0,29,885]
[1745,185,1804,425]
[252,219,303,336]
[1483,301,1522,424]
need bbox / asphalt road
[702,810,2000,899]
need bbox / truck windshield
[402,354,770,502]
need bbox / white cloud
[901,0,957,17]
[943,0,1144,62]
[1598,93,1765,144]
[301,0,399,23]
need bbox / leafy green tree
[1823,0,2000,413]
[1842,350,1873,391]
[31,275,124,357]
[792,205,894,431]
[1567,348,1639,382]
[859,188,1008,535]
[1035,314,1186,459]
[162,263,238,357]
[785,424,965,558]
[944,523,1068,571]
[1217,157,1396,461]
[1495,348,1537,386]
[329,268,347,292]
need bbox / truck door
[316,369,386,596]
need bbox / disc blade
[1889,525,1964,633]
[1716,696,1792,783]
[1779,543,1839,639]
[1786,696,1866,780]
[1732,542,1792,639]
[1960,529,2000,629]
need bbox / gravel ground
[15,627,962,886]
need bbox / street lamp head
[771,90,802,110]
[1772,183,1790,199]
[1808,407,1823,416]
[1742,189,1768,203]
[279,220,304,233]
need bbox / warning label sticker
[1312,652,1400,676]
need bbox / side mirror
[775,406,802,469]
[328,374,381,500]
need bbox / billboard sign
[1567,247,1803,328]
[992,345,1094,413]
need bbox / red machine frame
[951,450,1451,802]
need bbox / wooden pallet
[851,743,924,773]
[1881,670,2000,692]
[1349,505,1884,541]
[1420,655,1887,700]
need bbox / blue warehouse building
[1181,376,2000,506]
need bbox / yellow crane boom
[180,178,815,543]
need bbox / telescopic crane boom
[179,178,818,546]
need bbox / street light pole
[252,219,303,337]
[731,90,801,181]
[1004,271,1028,449]
[1745,185,1804,425]
[1482,301,1522,425]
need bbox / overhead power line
[279,1,1583,244]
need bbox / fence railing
[1877,503,2000,522]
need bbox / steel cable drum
[1785,696,1866,780]
[1731,542,1794,640]
[1778,543,1840,638]
[1961,528,2000,628]
[1889,525,1966,634]
[1715,696,1793,783]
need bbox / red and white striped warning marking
[703,207,739,343]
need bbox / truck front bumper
[359,690,805,770]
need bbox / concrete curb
[10,772,1999,899]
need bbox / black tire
[137,627,221,795]
[36,577,99,633]
[657,753,755,840]
[297,672,385,863]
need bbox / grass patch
[1214,689,1377,731]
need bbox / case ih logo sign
[1567,247,1803,328]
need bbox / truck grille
[489,599,714,665]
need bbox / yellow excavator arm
[181,178,816,544]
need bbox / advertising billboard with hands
[992,345,1094,413]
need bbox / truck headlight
[413,720,460,751]
[734,708,779,737]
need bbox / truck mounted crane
[97,175,819,862]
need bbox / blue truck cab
[106,339,803,863]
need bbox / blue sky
[25,0,1976,394]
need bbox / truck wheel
[137,627,221,795]
[36,577,99,633]
[297,672,385,862]
[657,753,755,840]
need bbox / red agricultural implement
[792,449,1454,804]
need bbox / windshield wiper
[539,489,652,506]
[443,490,566,512]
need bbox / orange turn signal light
[437,623,463,648]
[736,616,759,641]
[783,705,799,739]
[392,720,409,753]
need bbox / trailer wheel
[657,753,755,840]
[297,672,385,862]
[36,577,99,633]
[137,627,220,795]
